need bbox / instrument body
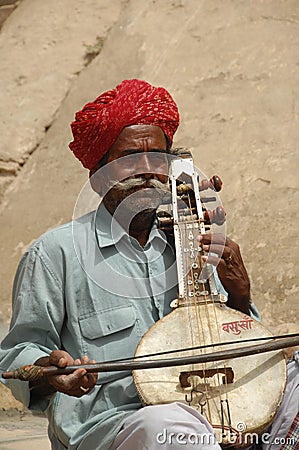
[133,152,287,446]
[133,304,286,445]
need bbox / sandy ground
[0,410,50,450]
[0,0,298,445]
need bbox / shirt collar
[95,203,127,248]
[95,202,171,250]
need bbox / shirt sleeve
[0,241,65,411]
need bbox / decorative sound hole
[179,368,234,388]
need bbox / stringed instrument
[132,149,287,446]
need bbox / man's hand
[46,350,97,397]
[33,350,97,397]
[198,233,251,315]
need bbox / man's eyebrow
[150,148,167,153]
[120,148,167,154]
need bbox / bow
[2,333,299,382]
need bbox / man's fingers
[202,255,221,267]
[81,355,90,365]
[57,358,68,367]
[47,353,97,396]
[49,350,74,367]
[198,233,226,246]
[202,243,228,259]
[50,368,87,388]
[70,367,88,381]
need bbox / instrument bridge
[179,367,234,389]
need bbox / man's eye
[120,153,167,164]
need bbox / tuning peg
[210,175,222,192]
[199,179,211,191]
[156,213,174,232]
[198,175,222,192]
[204,206,226,225]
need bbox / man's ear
[89,167,103,194]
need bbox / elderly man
[0,80,297,450]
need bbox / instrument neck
[170,157,220,309]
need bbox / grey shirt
[0,204,259,449]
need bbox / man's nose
[134,153,154,177]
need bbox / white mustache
[112,177,170,193]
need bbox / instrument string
[185,172,229,428]
[182,196,199,403]
[205,198,231,431]
[186,184,214,419]
[180,178,224,421]
[208,268,231,430]
[90,332,299,363]
[175,189,199,410]
[179,196,197,400]
[198,195,226,425]
[115,332,299,362]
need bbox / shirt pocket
[78,304,142,364]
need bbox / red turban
[69,79,180,170]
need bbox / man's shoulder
[29,211,96,255]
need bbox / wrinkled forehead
[108,125,167,154]
[90,125,168,176]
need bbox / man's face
[99,124,169,219]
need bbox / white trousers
[262,359,299,450]
[110,359,299,450]
[50,359,298,450]
[109,402,221,450]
